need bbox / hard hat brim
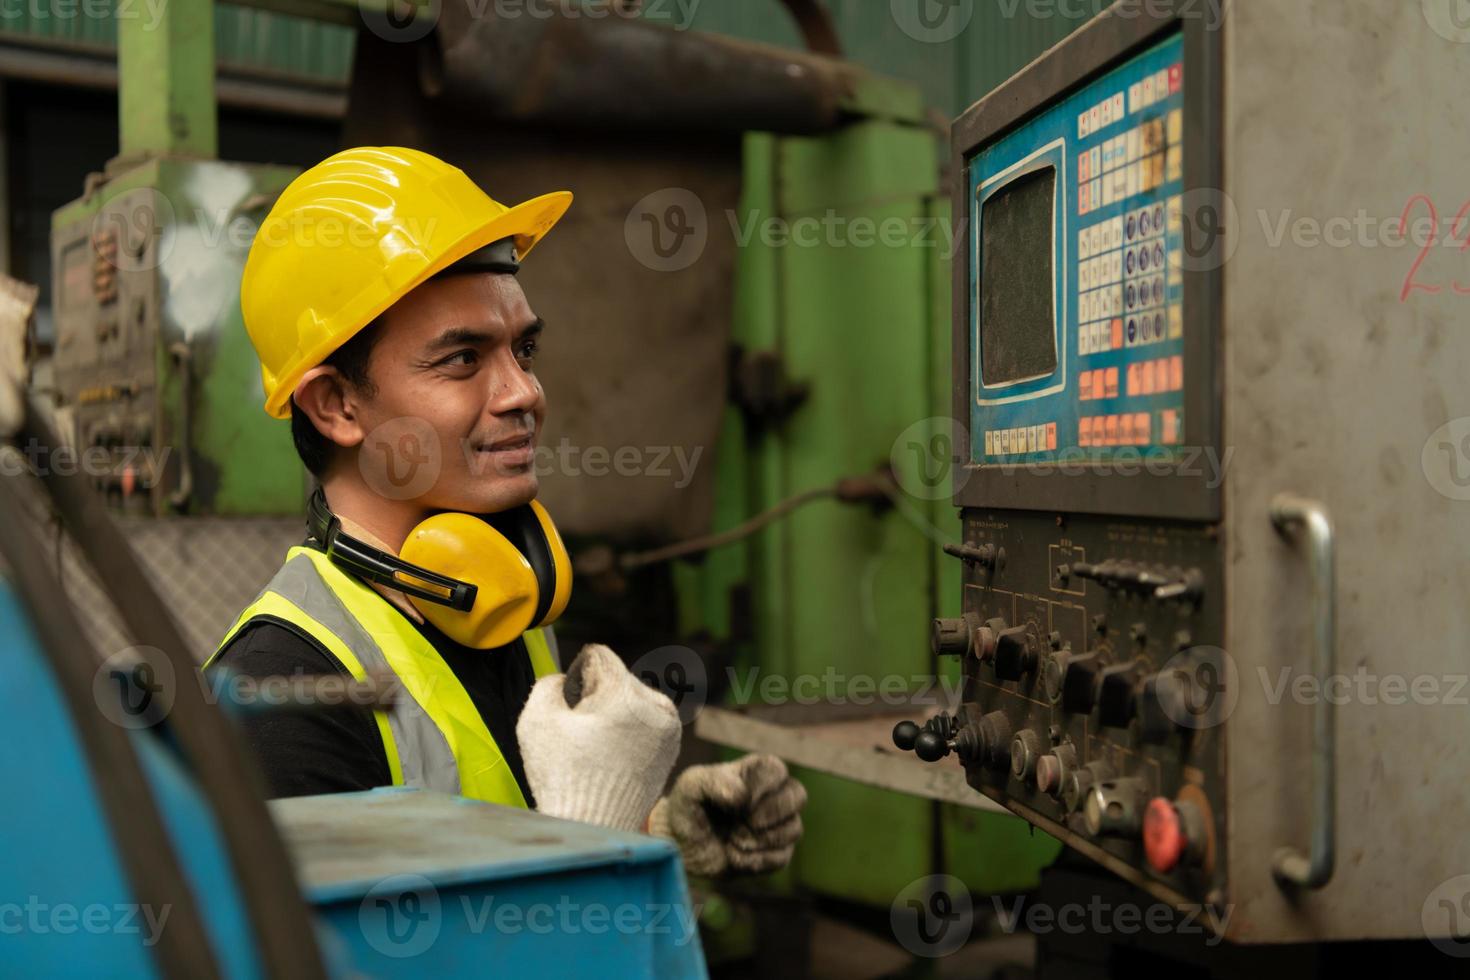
[267,189,573,420]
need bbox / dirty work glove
[517,644,681,832]
[647,754,807,877]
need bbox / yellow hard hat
[241,146,572,419]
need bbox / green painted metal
[154,157,307,515]
[0,2,354,86]
[655,0,1097,117]
[118,0,217,159]
[678,80,1061,906]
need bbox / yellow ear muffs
[397,502,572,650]
[501,499,572,628]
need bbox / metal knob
[1084,777,1148,837]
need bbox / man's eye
[517,338,540,362]
[443,350,478,367]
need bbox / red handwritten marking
[1399,194,1443,302]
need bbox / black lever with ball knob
[891,713,978,763]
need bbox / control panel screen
[970,31,1185,464]
[980,167,1058,387]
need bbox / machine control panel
[900,513,1226,903]
[916,22,1230,908]
[969,32,1187,464]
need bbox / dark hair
[290,319,383,477]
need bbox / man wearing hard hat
[205,147,805,878]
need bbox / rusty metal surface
[346,30,741,544]
[422,6,858,135]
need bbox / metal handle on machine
[1269,494,1336,890]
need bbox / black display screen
[980,167,1058,386]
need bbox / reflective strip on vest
[207,546,558,806]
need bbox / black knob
[892,720,921,752]
[914,730,950,762]
[931,613,979,657]
[994,625,1039,681]
[1060,652,1102,713]
[1098,661,1141,728]
[976,711,1013,771]
[1138,669,1188,743]
[954,725,981,764]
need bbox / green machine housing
[50,156,306,518]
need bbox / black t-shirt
[206,593,543,806]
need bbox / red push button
[1144,797,1184,873]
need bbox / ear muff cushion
[484,499,571,627]
[401,512,538,649]
[485,505,555,625]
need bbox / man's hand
[517,644,681,831]
[648,755,807,877]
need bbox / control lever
[892,713,978,763]
[943,542,1005,571]
[1060,560,1204,602]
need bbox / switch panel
[950,511,1224,904]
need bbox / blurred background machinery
[8,6,1071,966]
[13,1,1467,977]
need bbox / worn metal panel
[1221,0,1470,944]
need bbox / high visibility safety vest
[205,546,559,807]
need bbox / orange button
[1144,798,1185,873]
[1111,318,1123,349]
[1105,367,1119,399]
[1047,422,1058,451]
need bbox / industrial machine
[891,1,1470,945]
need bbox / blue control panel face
[970,31,1185,464]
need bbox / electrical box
[935,1,1470,944]
[49,157,307,517]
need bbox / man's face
[353,272,547,515]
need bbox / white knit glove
[517,643,681,831]
[647,754,807,877]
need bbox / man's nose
[486,352,543,413]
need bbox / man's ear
[293,366,367,451]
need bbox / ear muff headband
[306,487,478,611]
[304,488,570,649]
